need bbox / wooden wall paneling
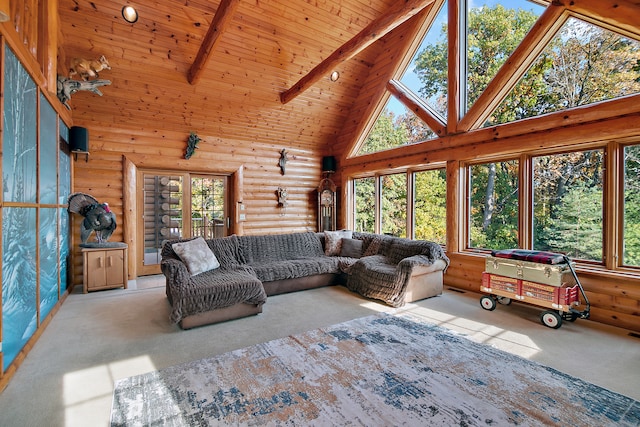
[445,160,462,252]
[123,156,136,278]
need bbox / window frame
[462,143,610,266]
[464,155,521,252]
[349,163,448,244]
[619,140,640,269]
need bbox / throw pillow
[362,237,382,257]
[172,237,220,276]
[340,238,363,258]
[324,229,353,256]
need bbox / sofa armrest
[403,258,448,276]
[398,255,448,272]
[161,258,191,295]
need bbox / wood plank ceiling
[57,0,412,151]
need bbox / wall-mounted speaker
[322,156,336,173]
[69,126,89,152]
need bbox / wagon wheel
[480,295,497,311]
[497,296,512,305]
[540,310,563,329]
[563,312,579,322]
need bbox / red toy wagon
[480,249,590,329]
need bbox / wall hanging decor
[67,192,117,245]
[56,75,111,110]
[69,55,111,81]
[279,149,288,175]
[276,187,288,216]
[276,187,288,208]
[185,132,201,159]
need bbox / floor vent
[447,287,466,293]
[628,332,640,339]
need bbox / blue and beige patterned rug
[111,313,639,426]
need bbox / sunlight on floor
[395,303,542,359]
[63,355,157,426]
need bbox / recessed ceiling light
[122,5,138,23]
[330,71,340,82]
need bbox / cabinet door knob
[108,256,112,267]
[98,257,103,268]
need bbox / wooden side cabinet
[82,244,128,293]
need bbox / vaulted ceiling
[58,0,426,153]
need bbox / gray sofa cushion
[238,232,324,263]
[249,257,340,282]
[167,266,266,324]
[340,238,363,258]
[206,235,243,269]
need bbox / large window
[623,144,640,267]
[468,160,519,250]
[354,177,375,233]
[381,173,407,237]
[533,150,603,261]
[414,169,447,244]
[352,168,446,242]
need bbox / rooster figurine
[67,193,117,244]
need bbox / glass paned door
[138,172,229,275]
[191,176,227,239]
[140,174,183,275]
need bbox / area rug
[110,313,639,426]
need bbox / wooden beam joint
[188,0,240,85]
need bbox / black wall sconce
[322,156,336,175]
[70,126,89,162]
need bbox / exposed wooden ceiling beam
[559,0,640,39]
[458,4,566,132]
[387,79,447,137]
[280,0,436,104]
[188,0,240,85]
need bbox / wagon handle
[562,255,590,319]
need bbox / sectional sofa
[161,231,449,329]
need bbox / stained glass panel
[40,94,58,204]
[2,208,37,370]
[2,46,37,203]
[40,208,59,320]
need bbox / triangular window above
[401,0,448,119]
[354,1,446,157]
[356,98,437,156]
[484,17,640,127]
[466,2,545,110]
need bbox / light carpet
[110,312,639,426]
